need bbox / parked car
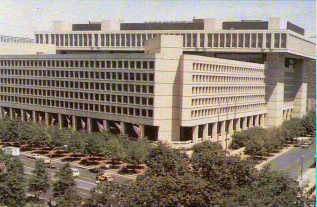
[2,147,20,156]
[96,173,113,183]
[70,168,80,177]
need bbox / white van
[70,168,80,177]
[3,147,20,156]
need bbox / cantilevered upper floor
[34,17,316,59]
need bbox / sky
[0,0,316,39]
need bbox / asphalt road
[266,143,316,179]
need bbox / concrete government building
[0,17,315,148]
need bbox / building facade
[0,17,315,148]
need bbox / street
[19,152,136,198]
[266,143,315,179]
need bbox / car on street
[2,146,20,156]
[70,168,80,177]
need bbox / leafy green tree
[18,121,50,146]
[103,137,127,164]
[124,139,150,169]
[145,143,189,177]
[55,188,82,207]
[28,159,50,199]
[229,168,308,207]
[230,127,266,149]
[53,163,76,197]
[281,118,307,142]
[67,131,86,154]
[0,118,20,142]
[302,111,315,135]
[83,133,106,157]
[0,156,26,207]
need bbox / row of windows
[191,95,265,107]
[35,32,287,49]
[1,69,154,82]
[0,79,154,94]
[192,75,264,83]
[0,35,33,43]
[0,88,153,106]
[192,86,264,95]
[191,103,266,118]
[192,63,263,74]
[0,60,155,70]
[0,96,153,118]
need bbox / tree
[281,118,306,142]
[53,163,76,197]
[230,127,266,149]
[0,156,26,207]
[0,118,20,142]
[124,139,150,169]
[83,133,106,157]
[229,168,309,207]
[145,143,189,177]
[302,111,315,135]
[28,159,50,199]
[103,137,127,164]
[55,188,82,207]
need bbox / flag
[26,112,31,121]
[80,119,86,129]
[133,125,141,137]
[97,121,104,132]
[114,122,122,133]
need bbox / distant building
[0,17,315,148]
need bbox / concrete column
[20,109,25,122]
[228,119,234,135]
[87,118,92,133]
[139,125,145,137]
[44,112,49,126]
[120,122,125,135]
[9,108,13,119]
[236,118,241,131]
[102,120,108,131]
[242,117,248,130]
[193,126,199,143]
[293,59,309,118]
[32,111,36,123]
[58,114,63,129]
[202,124,208,141]
[264,53,285,127]
[260,114,265,127]
[72,116,77,131]
[212,123,217,140]
[220,121,226,139]
[254,115,259,127]
[0,107,2,119]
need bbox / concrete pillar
[192,126,199,143]
[87,117,92,133]
[0,107,2,119]
[212,123,217,140]
[32,111,36,122]
[293,59,309,118]
[236,118,241,131]
[72,116,77,131]
[58,114,63,129]
[220,121,226,139]
[9,108,13,119]
[228,119,234,135]
[254,115,259,127]
[139,125,145,137]
[20,109,25,122]
[265,53,285,127]
[242,117,247,130]
[120,122,125,135]
[102,120,108,131]
[44,112,49,126]
[202,124,208,141]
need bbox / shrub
[280,118,306,142]
[302,111,315,135]
[230,127,266,149]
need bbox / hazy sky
[0,0,316,39]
